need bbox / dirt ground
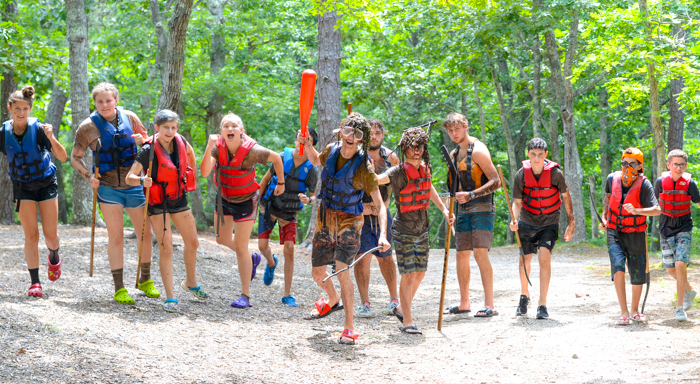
[1,224,699,384]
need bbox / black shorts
[147,194,190,216]
[17,177,58,203]
[518,221,559,255]
[215,194,257,222]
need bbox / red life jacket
[521,160,562,216]
[607,171,647,233]
[214,135,260,198]
[149,134,195,205]
[659,171,693,218]
[397,162,431,213]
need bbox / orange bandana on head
[621,165,638,187]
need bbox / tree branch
[563,9,579,78]
[574,70,609,98]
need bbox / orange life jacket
[214,135,260,198]
[521,160,562,216]
[397,162,431,213]
[149,134,195,205]
[659,171,693,218]
[607,171,647,233]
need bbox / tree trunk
[543,10,588,243]
[638,0,665,182]
[202,0,228,226]
[668,23,686,151]
[302,6,342,246]
[598,88,610,183]
[532,35,542,138]
[157,0,194,112]
[0,0,18,224]
[487,54,518,183]
[45,83,69,224]
[141,0,169,115]
[472,81,487,142]
[66,0,93,226]
[650,146,660,251]
[588,176,598,239]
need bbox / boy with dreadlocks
[298,112,390,345]
[377,127,454,334]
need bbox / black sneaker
[536,305,549,319]
[516,295,530,316]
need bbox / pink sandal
[48,254,62,281]
[616,316,630,326]
[28,283,43,297]
[632,313,646,323]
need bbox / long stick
[136,128,156,288]
[89,178,98,277]
[437,195,455,331]
[89,140,101,277]
[322,246,381,282]
[497,165,532,286]
[641,232,650,314]
[437,144,458,331]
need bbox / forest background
[0,0,698,253]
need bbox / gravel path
[1,224,699,383]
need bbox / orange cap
[622,147,644,171]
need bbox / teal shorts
[454,211,495,251]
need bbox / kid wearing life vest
[376,127,454,334]
[2,86,67,297]
[126,109,208,313]
[355,118,400,318]
[200,113,285,309]
[654,149,699,321]
[443,113,501,318]
[256,129,319,307]
[71,82,157,305]
[599,148,660,325]
[298,112,391,345]
[508,138,575,319]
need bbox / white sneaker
[676,306,687,322]
[683,289,697,311]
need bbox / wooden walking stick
[497,165,532,286]
[641,231,650,314]
[437,145,458,330]
[89,140,101,277]
[135,124,156,288]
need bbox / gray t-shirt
[385,164,430,235]
[512,163,569,227]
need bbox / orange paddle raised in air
[299,69,316,155]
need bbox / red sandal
[339,329,359,345]
[48,254,61,282]
[28,283,42,297]
[305,298,343,320]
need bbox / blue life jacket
[261,148,313,213]
[2,118,55,183]
[320,142,365,215]
[90,107,137,185]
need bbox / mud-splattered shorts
[454,211,495,251]
[311,207,364,267]
[661,231,691,269]
[392,229,429,275]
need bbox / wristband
[277,182,285,185]
[140,176,144,186]
[470,191,475,200]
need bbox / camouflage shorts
[661,231,691,269]
[392,229,429,275]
